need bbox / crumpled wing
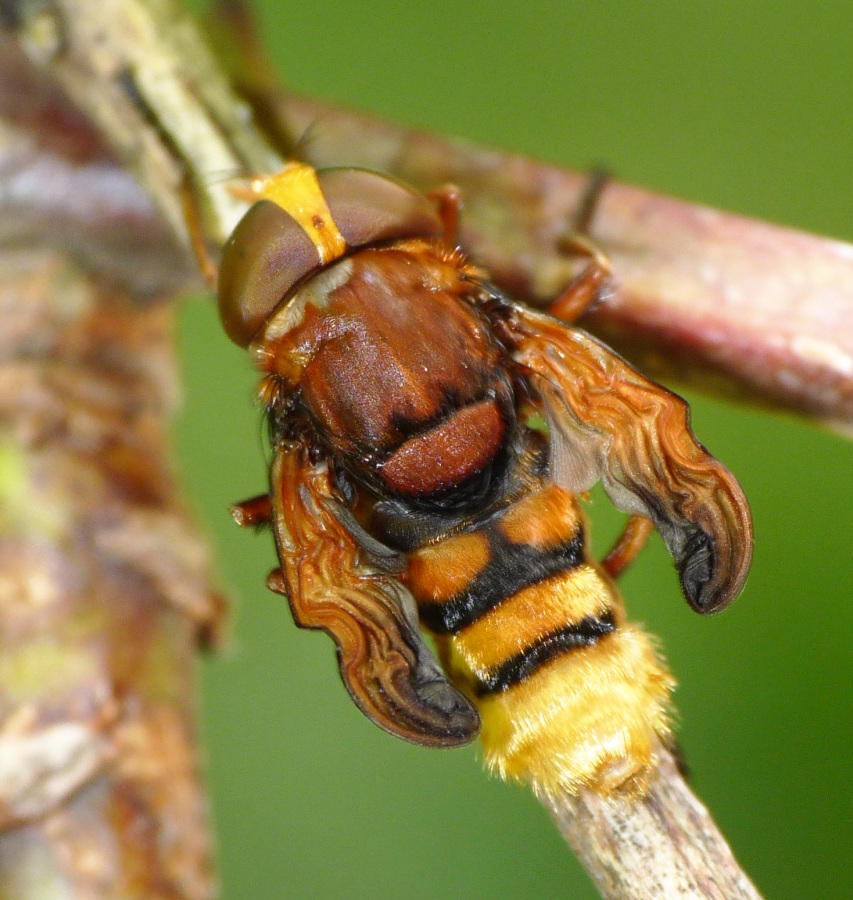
[269,438,481,746]
[487,296,752,613]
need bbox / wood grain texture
[542,747,761,900]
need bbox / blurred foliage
[176,2,852,897]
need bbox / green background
[177,2,852,897]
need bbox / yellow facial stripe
[447,566,613,678]
[254,162,347,263]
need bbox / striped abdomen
[405,483,675,796]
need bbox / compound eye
[217,200,321,347]
[318,168,443,249]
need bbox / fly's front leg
[548,170,613,324]
[428,183,463,249]
[571,168,611,238]
[181,175,219,289]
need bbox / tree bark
[541,748,761,899]
[0,30,221,899]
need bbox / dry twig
[0,27,224,896]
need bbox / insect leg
[548,170,614,324]
[266,568,288,595]
[180,175,218,288]
[601,515,654,580]
[428,183,463,248]
[230,493,272,527]
[546,242,612,323]
[570,168,611,237]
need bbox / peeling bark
[0,246,221,896]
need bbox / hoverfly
[217,161,752,796]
